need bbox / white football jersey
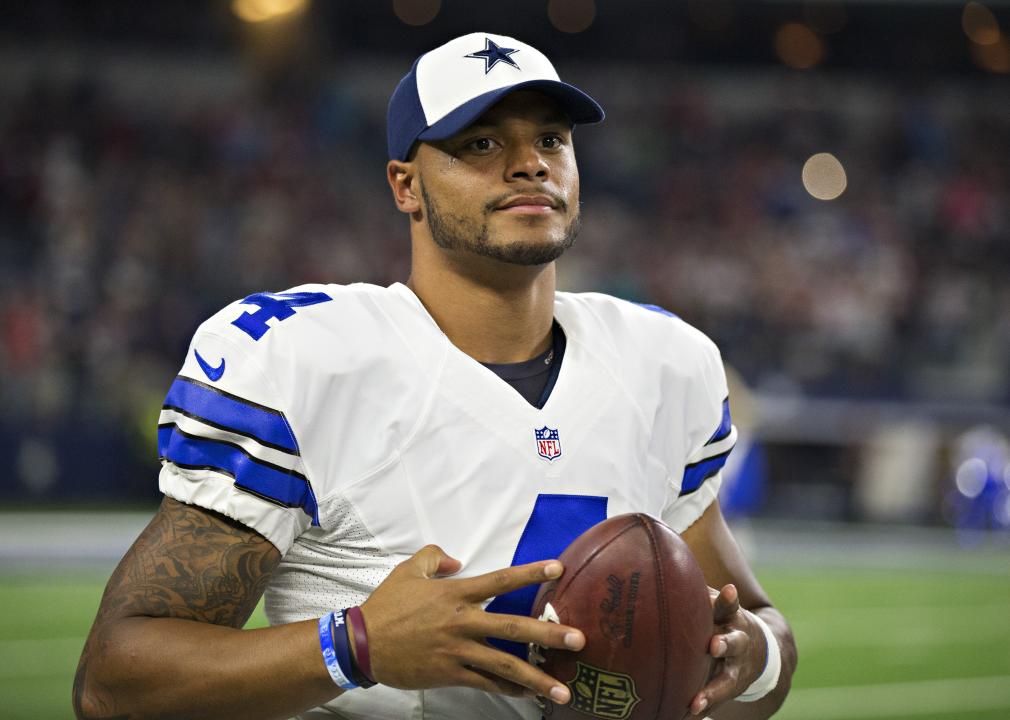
[158,282,737,720]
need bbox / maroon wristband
[346,605,376,685]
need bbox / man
[74,32,796,720]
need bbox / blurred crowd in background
[0,42,1008,511]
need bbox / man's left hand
[690,583,767,716]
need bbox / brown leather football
[529,513,713,720]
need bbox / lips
[496,195,558,211]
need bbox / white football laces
[529,602,561,711]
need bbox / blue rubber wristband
[331,609,360,690]
[318,612,357,690]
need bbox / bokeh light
[971,35,1010,73]
[232,0,309,24]
[997,494,1010,526]
[955,458,988,499]
[774,22,826,69]
[393,0,441,27]
[962,2,1001,46]
[802,152,847,200]
[547,0,596,34]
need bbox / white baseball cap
[386,32,605,161]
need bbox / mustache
[484,191,568,213]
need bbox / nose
[505,144,549,182]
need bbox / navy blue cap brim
[416,79,604,145]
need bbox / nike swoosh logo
[194,349,226,382]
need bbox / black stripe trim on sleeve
[161,424,309,482]
[161,459,300,511]
[678,468,721,497]
[173,375,286,417]
[683,448,733,470]
[159,407,299,456]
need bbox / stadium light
[962,2,1001,46]
[970,36,1010,72]
[802,153,847,201]
[393,0,441,26]
[232,0,309,24]
[955,458,988,499]
[548,0,596,34]
[997,494,1010,527]
[774,22,826,69]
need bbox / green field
[2,564,1009,720]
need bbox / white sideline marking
[777,675,1010,719]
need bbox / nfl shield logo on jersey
[534,426,562,462]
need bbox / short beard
[419,181,580,266]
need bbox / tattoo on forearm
[73,497,280,719]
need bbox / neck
[406,242,556,364]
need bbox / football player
[74,33,796,720]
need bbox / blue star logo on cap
[465,38,521,74]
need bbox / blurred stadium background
[1,1,1009,718]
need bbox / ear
[387,160,421,215]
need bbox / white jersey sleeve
[158,289,332,554]
[661,329,738,533]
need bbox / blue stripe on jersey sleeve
[681,450,731,497]
[163,376,298,453]
[707,398,733,445]
[635,302,681,319]
[158,426,319,524]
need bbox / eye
[465,137,499,154]
[539,134,566,150]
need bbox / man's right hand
[360,545,585,704]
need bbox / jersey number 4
[485,493,607,659]
[231,291,332,340]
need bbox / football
[529,513,713,720]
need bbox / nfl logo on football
[534,426,562,462]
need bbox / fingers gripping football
[358,545,584,702]
[691,584,768,716]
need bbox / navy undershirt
[481,321,566,409]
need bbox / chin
[495,215,570,242]
[476,236,573,266]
